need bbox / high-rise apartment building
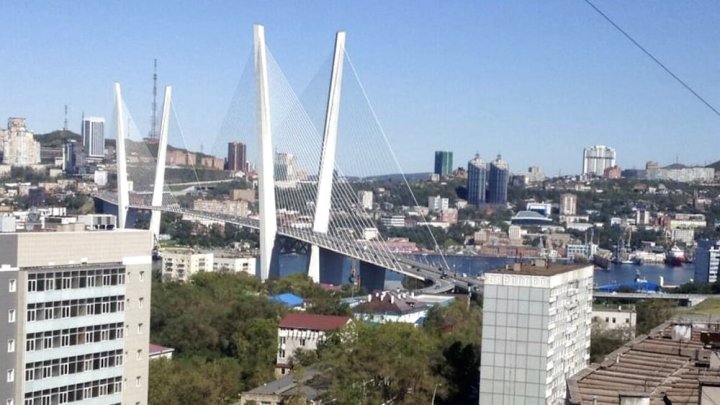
[434,151,453,177]
[428,195,449,212]
[227,142,247,172]
[527,166,545,183]
[357,190,373,210]
[560,193,577,216]
[480,263,593,405]
[0,229,152,405]
[467,155,487,206]
[1,118,41,167]
[487,155,509,204]
[695,240,720,284]
[582,145,616,177]
[82,117,105,158]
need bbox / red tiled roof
[149,343,174,354]
[279,313,351,331]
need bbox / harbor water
[276,254,696,288]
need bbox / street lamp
[431,383,442,405]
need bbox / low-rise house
[592,305,637,339]
[276,313,351,376]
[238,367,326,405]
[352,290,429,325]
[149,343,175,361]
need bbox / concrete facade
[0,229,152,405]
[480,264,593,405]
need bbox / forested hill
[35,130,81,147]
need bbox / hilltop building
[467,154,488,206]
[480,262,594,405]
[582,145,616,177]
[357,190,373,210]
[227,141,247,172]
[560,193,577,216]
[1,117,41,167]
[82,117,105,158]
[434,150,453,177]
[527,166,545,183]
[486,155,509,204]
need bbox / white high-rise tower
[82,117,105,158]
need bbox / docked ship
[664,245,686,267]
[593,249,612,269]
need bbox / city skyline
[2,1,720,175]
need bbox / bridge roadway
[593,291,712,306]
[95,193,480,294]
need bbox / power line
[582,0,720,118]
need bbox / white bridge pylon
[255,25,348,282]
[307,31,346,283]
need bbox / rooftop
[278,313,351,331]
[490,262,592,277]
[567,319,720,405]
[241,367,324,400]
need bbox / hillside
[706,160,720,171]
[35,130,81,147]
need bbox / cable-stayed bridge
[95,25,480,294]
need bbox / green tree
[636,299,676,335]
[590,325,632,363]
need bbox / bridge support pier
[359,262,385,293]
[309,247,345,285]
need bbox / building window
[139,272,145,282]
[135,376,141,387]
[612,318,616,324]
[7,339,14,353]
[138,323,143,334]
[136,350,142,360]
[138,298,144,309]
[7,310,15,323]
[8,279,16,293]
[6,369,13,383]
[300,338,306,346]
[28,279,36,292]
[279,350,285,358]
[6,399,13,405]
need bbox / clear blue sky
[2,1,719,176]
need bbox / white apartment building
[82,117,105,158]
[213,256,256,276]
[592,306,637,339]
[357,190,373,210]
[480,263,594,405]
[560,193,577,216]
[428,195,449,212]
[0,229,152,405]
[695,240,720,284]
[160,249,213,282]
[1,118,41,167]
[380,215,405,228]
[582,145,615,177]
[275,313,351,377]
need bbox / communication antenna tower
[149,59,158,139]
